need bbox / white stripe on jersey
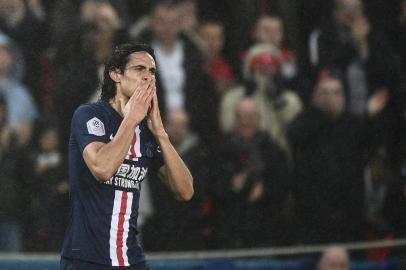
[109,190,133,266]
[125,126,142,161]
[122,192,133,266]
[134,126,141,158]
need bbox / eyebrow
[127,64,156,72]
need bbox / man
[287,69,386,244]
[60,43,194,270]
[317,246,350,270]
[132,0,219,144]
[214,97,291,248]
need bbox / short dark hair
[100,43,155,101]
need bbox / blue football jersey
[61,100,163,267]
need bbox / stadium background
[0,0,405,269]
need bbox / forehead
[127,51,155,67]
[319,78,342,88]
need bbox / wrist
[155,131,169,143]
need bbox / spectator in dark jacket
[131,0,219,145]
[288,70,388,244]
[142,109,214,251]
[213,96,291,248]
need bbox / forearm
[156,133,194,201]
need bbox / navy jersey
[61,100,163,267]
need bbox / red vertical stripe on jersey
[116,191,128,267]
[129,134,137,159]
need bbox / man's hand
[147,90,167,138]
[367,87,388,117]
[120,79,155,124]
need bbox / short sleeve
[71,104,109,153]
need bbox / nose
[142,75,150,82]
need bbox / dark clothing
[61,100,163,267]
[17,148,68,251]
[142,136,215,251]
[212,131,291,248]
[134,31,219,144]
[0,138,19,222]
[54,58,99,153]
[288,108,368,244]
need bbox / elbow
[183,186,195,201]
[177,180,194,201]
[92,166,115,182]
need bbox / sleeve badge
[86,117,105,136]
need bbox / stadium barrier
[0,238,405,270]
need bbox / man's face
[0,0,23,17]
[235,98,261,139]
[198,23,224,57]
[151,5,181,44]
[318,249,350,270]
[165,110,189,146]
[254,17,283,47]
[116,52,156,98]
[335,0,363,28]
[313,78,345,117]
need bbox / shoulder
[74,101,107,116]
[72,101,109,127]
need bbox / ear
[109,69,121,83]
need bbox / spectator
[317,246,350,270]
[132,0,219,144]
[363,146,406,260]
[308,0,401,117]
[198,20,236,95]
[0,33,38,147]
[251,15,298,88]
[0,0,49,107]
[213,97,291,248]
[288,69,387,244]
[220,43,302,159]
[54,0,127,152]
[0,93,21,252]
[18,118,68,251]
[142,109,214,250]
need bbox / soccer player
[60,43,194,270]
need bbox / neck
[109,96,125,117]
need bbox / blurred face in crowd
[177,0,198,32]
[151,4,181,46]
[335,0,363,28]
[198,22,225,59]
[253,16,284,47]
[0,0,24,18]
[235,97,261,139]
[0,45,13,77]
[165,109,190,146]
[40,127,59,152]
[318,247,350,270]
[313,77,346,118]
[111,51,156,100]
[80,1,120,40]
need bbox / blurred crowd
[0,0,406,258]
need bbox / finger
[133,79,149,99]
[144,82,155,104]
